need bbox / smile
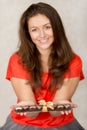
[39,39,48,43]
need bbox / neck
[40,49,51,72]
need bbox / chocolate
[48,104,72,111]
[14,105,42,113]
[14,103,72,113]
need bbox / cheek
[49,30,54,38]
[29,34,39,45]
[29,32,39,41]
[50,32,54,40]
[51,30,54,36]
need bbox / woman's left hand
[49,100,77,117]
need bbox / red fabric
[6,54,30,80]
[6,53,84,128]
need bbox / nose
[39,29,45,38]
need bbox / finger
[65,111,69,115]
[15,112,24,116]
[20,113,24,116]
[68,110,72,113]
[61,111,65,115]
[71,103,78,108]
[10,105,15,110]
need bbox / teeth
[39,39,48,43]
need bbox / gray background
[0,0,87,129]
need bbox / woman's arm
[11,78,36,104]
[50,77,79,116]
[53,77,80,103]
[10,77,39,118]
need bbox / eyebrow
[43,23,51,26]
[29,23,51,29]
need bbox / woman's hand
[49,100,77,117]
[11,101,40,118]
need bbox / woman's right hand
[11,101,40,118]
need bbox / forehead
[28,14,51,27]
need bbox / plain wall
[0,0,87,129]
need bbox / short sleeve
[64,54,84,80]
[6,53,30,80]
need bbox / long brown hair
[17,2,74,92]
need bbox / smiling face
[28,14,54,53]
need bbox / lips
[39,39,48,43]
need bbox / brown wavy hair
[17,2,74,92]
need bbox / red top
[6,53,84,128]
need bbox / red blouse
[6,53,84,128]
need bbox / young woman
[1,2,85,130]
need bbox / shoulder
[9,53,20,62]
[7,53,25,72]
[69,54,83,67]
[6,53,30,80]
[8,53,22,66]
[64,54,84,79]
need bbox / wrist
[17,100,36,106]
[53,99,71,104]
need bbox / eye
[31,28,37,32]
[45,25,52,30]
[45,25,52,29]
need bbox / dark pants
[0,115,85,130]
